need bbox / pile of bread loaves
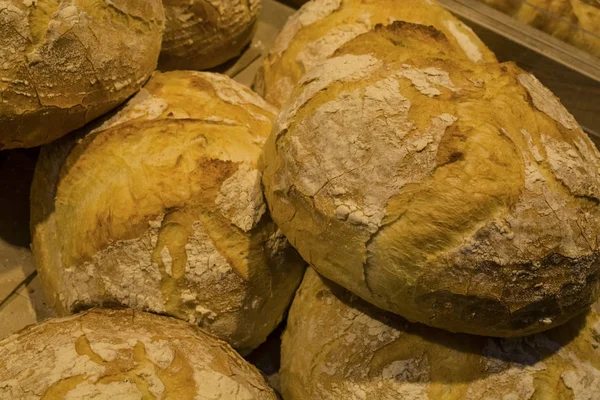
[0,0,599,398]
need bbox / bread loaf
[262,22,600,337]
[0,308,278,399]
[0,0,164,150]
[159,0,261,71]
[257,0,497,108]
[31,70,305,354]
[281,268,600,400]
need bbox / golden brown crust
[262,23,600,337]
[281,269,600,400]
[31,71,305,353]
[0,309,278,399]
[259,0,497,108]
[0,0,165,150]
[159,0,261,71]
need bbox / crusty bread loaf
[0,308,278,399]
[159,0,261,71]
[0,0,164,150]
[257,0,497,108]
[263,22,600,337]
[282,268,600,400]
[31,70,305,354]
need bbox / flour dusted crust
[159,0,261,71]
[281,269,600,400]
[262,23,600,337]
[0,308,278,399]
[0,0,164,150]
[258,0,497,108]
[31,70,305,354]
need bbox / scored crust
[0,308,278,399]
[31,71,306,354]
[262,22,600,337]
[258,0,497,108]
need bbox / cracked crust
[0,308,278,399]
[0,0,165,150]
[159,0,261,71]
[257,0,497,108]
[281,268,600,400]
[30,71,305,354]
[262,23,600,337]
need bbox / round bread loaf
[263,22,600,337]
[282,268,600,400]
[159,0,261,71]
[0,308,278,399]
[0,0,164,150]
[31,70,305,354]
[257,0,497,108]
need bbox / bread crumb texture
[0,308,278,399]
[259,0,497,107]
[262,22,600,337]
[30,71,305,354]
[0,0,165,149]
[281,269,600,400]
[159,0,261,71]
